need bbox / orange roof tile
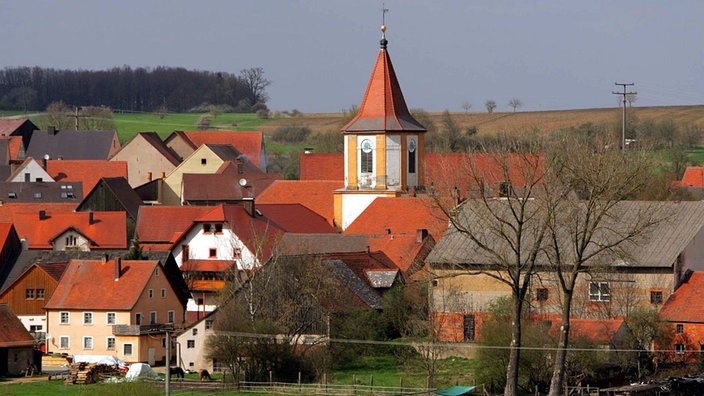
[299,153,344,181]
[136,206,213,243]
[344,197,448,240]
[0,203,78,223]
[0,136,24,162]
[257,203,337,234]
[12,211,126,249]
[368,234,430,273]
[0,119,28,135]
[184,131,263,167]
[44,259,160,310]
[47,160,128,196]
[661,272,704,323]
[342,39,425,133]
[257,180,340,226]
[679,167,704,187]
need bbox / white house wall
[173,223,258,270]
[341,194,386,230]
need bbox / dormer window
[203,224,212,234]
[214,224,223,234]
[8,192,16,199]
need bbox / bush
[256,109,269,119]
[272,124,311,143]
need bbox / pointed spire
[342,23,426,133]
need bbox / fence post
[298,371,302,392]
[400,377,404,395]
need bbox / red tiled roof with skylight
[11,211,126,249]
[47,160,128,196]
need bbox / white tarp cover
[72,355,126,368]
[125,363,161,381]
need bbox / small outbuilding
[0,303,36,376]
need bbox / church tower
[334,24,427,230]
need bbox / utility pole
[70,106,87,130]
[612,83,636,154]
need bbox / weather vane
[381,3,389,43]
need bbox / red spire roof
[342,37,425,133]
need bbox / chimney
[88,211,94,225]
[101,254,108,264]
[160,172,165,179]
[416,228,429,243]
[243,198,255,217]
[385,228,391,235]
[147,172,152,182]
[39,210,46,220]
[20,238,28,251]
[48,126,56,135]
[236,158,244,174]
[114,258,122,281]
[42,154,49,169]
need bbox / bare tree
[485,100,497,113]
[461,102,472,113]
[540,135,662,396]
[427,138,550,396]
[239,67,271,107]
[508,98,523,112]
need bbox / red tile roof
[299,153,344,181]
[548,318,626,345]
[257,180,340,226]
[184,131,263,168]
[47,160,128,196]
[10,211,126,249]
[0,136,24,161]
[136,206,213,244]
[0,203,78,223]
[0,303,35,347]
[44,259,161,310]
[36,262,69,281]
[344,197,448,240]
[0,119,29,135]
[368,234,432,273]
[342,42,425,133]
[679,167,704,187]
[660,272,704,323]
[257,203,337,234]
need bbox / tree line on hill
[0,65,271,113]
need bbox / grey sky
[1,1,702,113]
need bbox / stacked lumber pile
[64,362,119,384]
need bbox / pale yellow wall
[47,310,131,358]
[111,135,178,187]
[162,146,225,205]
[375,134,386,189]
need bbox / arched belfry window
[408,138,417,173]
[360,139,373,173]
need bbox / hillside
[260,105,704,136]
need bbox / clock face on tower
[361,139,373,153]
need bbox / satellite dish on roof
[239,178,247,187]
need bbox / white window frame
[83,336,93,350]
[187,340,195,348]
[60,311,70,324]
[588,281,611,302]
[59,336,70,349]
[106,337,116,350]
[106,312,116,325]
[149,289,154,298]
[83,312,93,325]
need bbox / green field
[111,112,276,142]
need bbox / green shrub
[272,124,311,143]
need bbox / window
[168,311,175,324]
[66,235,77,247]
[675,344,686,354]
[83,312,93,325]
[83,336,93,349]
[209,248,217,258]
[360,139,373,173]
[202,224,212,234]
[463,314,476,341]
[589,281,611,302]
[408,138,417,173]
[8,192,16,199]
[60,312,70,324]
[182,245,189,261]
[25,288,34,299]
[187,340,195,348]
[149,289,154,298]
[135,313,142,325]
[677,323,684,334]
[36,289,45,299]
[106,312,116,325]
[59,336,69,349]
[431,279,439,287]
[161,288,166,298]
[214,224,223,234]
[106,337,115,350]
[650,290,663,304]
[536,288,549,302]
[201,158,207,165]
[29,325,42,332]
[499,181,513,198]
[150,312,157,324]
[233,247,242,259]
[205,320,213,330]
[123,343,133,356]
[193,328,198,336]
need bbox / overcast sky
[1,1,703,113]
